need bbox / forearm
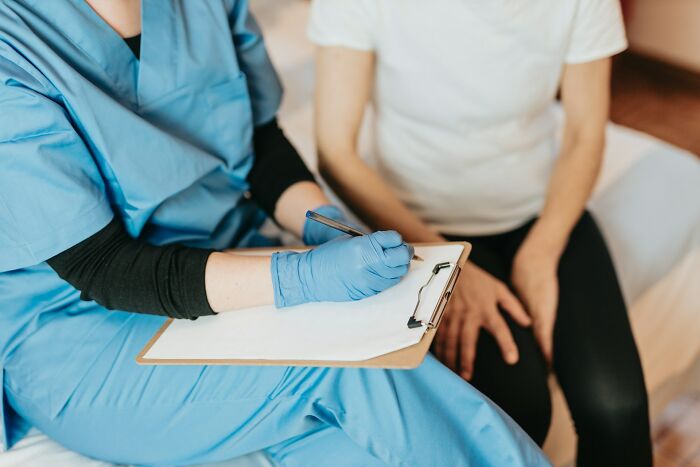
[527,132,604,257]
[204,252,274,312]
[524,58,610,260]
[273,180,332,238]
[315,45,441,243]
[48,218,276,318]
[319,154,443,243]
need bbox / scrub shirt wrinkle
[0,0,281,450]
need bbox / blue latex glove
[271,231,414,307]
[302,204,354,245]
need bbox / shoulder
[564,0,627,64]
[308,0,383,51]
[310,0,381,19]
[566,0,625,25]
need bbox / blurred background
[614,0,700,155]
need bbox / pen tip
[305,210,313,218]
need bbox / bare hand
[434,261,531,380]
[511,242,559,365]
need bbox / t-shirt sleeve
[307,0,379,51]
[0,61,113,272]
[565,0,628,64]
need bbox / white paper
[142,244,464,362]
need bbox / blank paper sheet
[141,244,464,362]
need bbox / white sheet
[142,245,463,363]
[0,429,272,467]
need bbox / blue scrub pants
[4,312,548,466]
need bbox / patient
[310,0,652,465]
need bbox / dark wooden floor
[611,53,700,157]
[610,52,700,467]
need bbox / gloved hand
[271,230,414,307]
[302,204,355,245]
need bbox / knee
[574,385,650,443]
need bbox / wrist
[515,240,561,275]
[271,251,310,307]
[522,220,568,260]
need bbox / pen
[305,210,424,262]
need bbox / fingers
[434,297,462,369]
[370,230,403,249]
[496,282,531,327]
[367,274,401,294]
[434,316,449,361]
[380,264,409,279]
[484,308,519,366]
[382,243,412,267]
[367,231,412,279]
[459,316,480,380]
[441,309,462,371]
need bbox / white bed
[2,1,698,465]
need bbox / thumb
[370,230,404,249]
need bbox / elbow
[317,154,334,181]
[563,124,606,159]
[316,143,349,183]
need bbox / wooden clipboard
[137,242,471,369]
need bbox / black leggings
[445,212,652,467]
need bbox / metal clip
[407,262,455,329]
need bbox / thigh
[273,354,549,467]
[265,425,385,467]
[470,313,552,445]
[5,312,294,466]
[552,212,648,424]
[448,236,552,445]
[6,312,549,467]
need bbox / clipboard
[137,242,471,369]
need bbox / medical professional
[0,0,549,465]
[310,0,652,466]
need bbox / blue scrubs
[0,1,550,465]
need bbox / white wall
[626,0,700,73]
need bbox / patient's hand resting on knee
[434,261,531,380]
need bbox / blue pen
[305,210,424,262]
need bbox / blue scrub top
[0,0,282,450]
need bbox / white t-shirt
[308,0,627,235]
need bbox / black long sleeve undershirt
[48,218,216,320]
[248,118,316,216]
[48,34,317,319]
